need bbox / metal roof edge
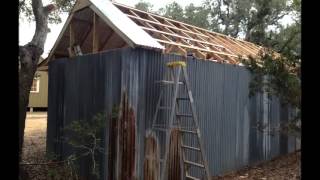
[89,0,164,50]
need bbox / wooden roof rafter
[111,2,284,64]
[160,18,237,63]
[46,0,281,67]
[122,9,239,62]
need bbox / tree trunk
[19,0,56,165]
[19,45,42,162]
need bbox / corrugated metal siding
[48,50,122,179]
[48,47,297,179]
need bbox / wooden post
[68,22,75,57]
[92,12,99,53]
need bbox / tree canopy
[134,0,153,12]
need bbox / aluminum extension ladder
[151,61,210,180]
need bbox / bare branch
[31,0,44,23]
[29,0,56,50]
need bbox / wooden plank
[155,38,239,58]
[80,23,93,47]
[163,18,178,28]
[112,2,274,63]
[69,22,75,48]
[68,22,75,57]
[114,2,266,55]
[176,27,235,57]
[147,14,161,23]
[92,12,99,53]
[237,40,260,52]
[103,32,126,50]
[165,44,187,57]
[159,33,214,61]
[179,25,232,60]
[128,9,142,18]
[73,17,92,25]
[125,14,210,39]
[204,32,250,57]
[193,50,206,60]
[161,19,199,41]
[179,24,209,42]
[140,26,226,50]
[99,30,114,51]
[216,35,256,55]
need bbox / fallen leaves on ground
[212,151,301,180]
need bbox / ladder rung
[159,106,171,110]
[176,113,193,117]
[181,145,200,151]
[186,174,200,180]
[179,129,197,134]
[184,160,205,168]
[156,80,184,85]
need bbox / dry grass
[22,113,47,162]
[21,112,48,180]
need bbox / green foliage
[266,23,301,59]
[242,48,301,135]
[134,0,153,12]
[158,1,185,22]
[243,50,300,107]
[203,0,294,43]
[184,3,211,29]
[64,113,106,145]
[137,0,299,47]
[59,107,119,179]
[63,112,107,179]
[156,1,212,29]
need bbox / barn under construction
[45,0,300,179]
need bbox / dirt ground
[211,151,301,179]
[21,112,300,179]
[21,112,49,180]
[22,112,47,159]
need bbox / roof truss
[114,2,281,64]
[44,0,281,67]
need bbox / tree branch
[279,29,299,53]
[29,0,56,50]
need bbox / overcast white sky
[19,0,293,58]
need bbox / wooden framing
[68,21,75,57]
[113,2,281,64]
[46,0,280,67]
[99,30,114,51]
[92,12,99,53]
